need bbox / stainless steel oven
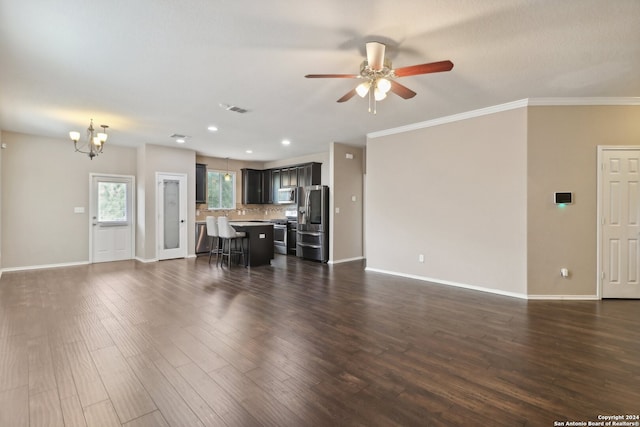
[273,220,287,254]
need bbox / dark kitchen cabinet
[271,169,280,201]
[280,167,297,188]
[262,169,273,204]
[241,168,263,204]
[241,163,321,205]
[297,162,321,187]
[196,163,207,204]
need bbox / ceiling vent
[170,133,189,139]
[220,103,249,114]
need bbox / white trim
[364,267,528,299]
[328,256,364,265]
[596,145,640,300]
[527,294,599,300]
[134,256,157,263]
[2,260,90,273]
[368,97,640,139]
[156,172,188,260]
[527,97,640,106]
[89,173,136,264]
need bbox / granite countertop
[229,221,274,227]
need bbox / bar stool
[217,216,246,267]
[206,217,222,265]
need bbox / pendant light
[224,157,231,181]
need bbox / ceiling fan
[305,41,453,113]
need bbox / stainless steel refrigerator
[296,185,329,262]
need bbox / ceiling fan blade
[366,41,385,70]
[393,60,454,77]
[337,89,357,103]
[389,80,417,99]
[305,74,359,78]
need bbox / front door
[599,147,640,298]
[90,174,134,263]
[157,173,188,260]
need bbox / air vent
[220,103,249,114]
[170,133,188,139]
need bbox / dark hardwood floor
[0,255,638,426]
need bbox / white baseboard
[328,256,364,265]
[527,294,599,300]
[1,260,90,273]
[364,267,528,299]
[134,257,157,263]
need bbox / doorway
[157,172,188,260]
[598,146,640,298]
[90,174,135,263]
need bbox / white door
[599,147,640,298]
[157,173,188,260]
[90,174,134,263]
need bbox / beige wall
[330,143,364,263]
[527,105,640,296]
[0,130,3,273]
[366,108,528,296]
[1,131,137,269]
[138,144,196,261]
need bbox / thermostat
[554,192,573,204]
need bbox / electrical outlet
[418,254,424,263]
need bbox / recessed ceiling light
[282,139,291,146]
[207,125,218,132]
[246,150,253,154]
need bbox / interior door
[600,148,640,298]
[157,173,187,260]
[90,174,134,263]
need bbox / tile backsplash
[196,204,294,222]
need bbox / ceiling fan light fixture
[374,87,387,101]
[377,78,391,93]
[356,81,371,97]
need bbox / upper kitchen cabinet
[196,163,207,204]
[271,169,280,201]
[297,162,321,187]
[241,168,263,204]
[280,167,297,188]
[262,169,273,204]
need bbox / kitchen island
[229,222,274,267]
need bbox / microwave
[276,187,296,204]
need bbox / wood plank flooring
[0,255,638,426]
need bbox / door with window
[157,173,187,260]
[90,174,134,263]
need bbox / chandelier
[69,119,108,160]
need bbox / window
[207,170,236,209]
[98,182,128,222]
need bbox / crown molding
[368,97,640,139]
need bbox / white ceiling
[1,0,639,161]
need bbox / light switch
[335,207,340,213]
[74,207,85,214]
[351,195,357,202]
